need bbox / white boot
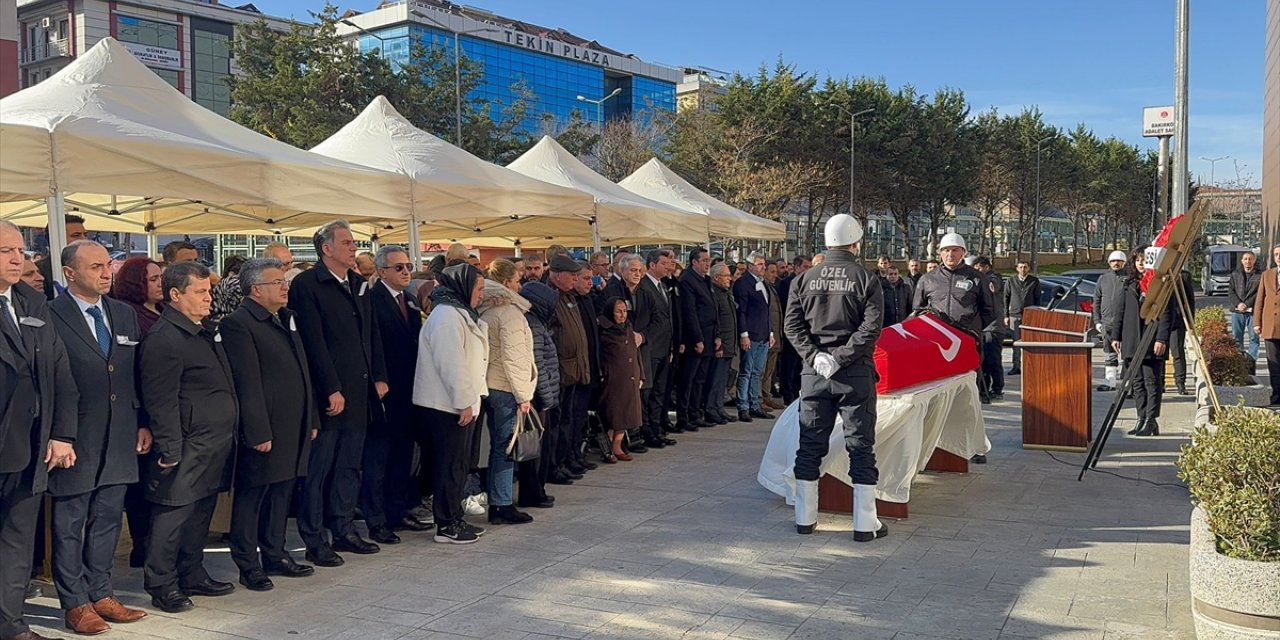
[852,484,887,542]
[1104,365,1118,385]
[794,480,818,534]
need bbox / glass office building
[340,1,680,133]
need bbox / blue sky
[272,0,1266,186]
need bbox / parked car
[1058,268,1108,284]
[1038,275,1096,316]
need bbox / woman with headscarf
[476,260,536,525]
[597,297,644,462]
[1108,248,1174,437]
[413,264,490,544]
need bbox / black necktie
[0,294,18,337]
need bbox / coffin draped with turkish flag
[874,313,981,394]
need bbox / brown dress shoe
[65,603,110,635]
[5,631,57,640]
[93,596,148,623]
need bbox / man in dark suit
[0,221,78,640]
[287,220,389,566]
[221,258,318,593]
[760,260,785,411]
[677,247,718,430]
[777,255,811,403]
[47,241,149,634]
[360,246,429,545]
[633,248,678,448]
[732,252,774,423]
[138,261,238,613]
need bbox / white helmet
[963,255,978,266]
[938,232,967,251]
[824,214,863,248]
[1108,250,1127,263]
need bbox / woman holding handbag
[597,297,644,462]
[413,264,490,544]
[477,259,537,525]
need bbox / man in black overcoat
[632,248,678,448]
[0,221,78,640]
[138,261,239,613]
[47,241,149,633]
[286,220,389,566]
[221,259,318,592]
[676,247,718,430]
[360,246,428,545]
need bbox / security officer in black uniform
[783,214,886,542]
[913,232,997,462]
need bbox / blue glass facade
[354,25,675,134]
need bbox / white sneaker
[462,495,486,516]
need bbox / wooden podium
[1014,307,1095,451]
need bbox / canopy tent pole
[591,203,601,253]
[407,216,423,267]
[46,190,69,286]
[513,240,522,258]
[145,209,158,258]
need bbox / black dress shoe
[1127,418,1146,435]
[970,454,988,464]
[332,533,380,555]
[518,496,555,508]
[627,442,648,454]
[1006,368,1021,376]
[642,437,667,449]
[262,557,315,578]
[180,578,235,597]
[393,516,433,532]
[150,590,194,613]
[548,472,575,485]
[660,437,677,446]
[750,409,774,420]
[368,525,401,545]
[305,545,344,567]
[565,460,587,475]
[559,465,585,480]
[1096,384,1115,392]
[24,581,40,600]
[668,424,686,434]
[738,410,753,423]
[238,569,274,592]
[488,505,533,525]
[713,414,729,424]
[576,457,599,471]
[1176,383,1189,396]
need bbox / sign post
[1143,106,1175,225]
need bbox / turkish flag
[874,313,980,394]
[1141,214,1183,293]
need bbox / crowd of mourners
[0,214,828,639]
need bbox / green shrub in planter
[1178,406,1280,562]
[1194,307,1252,386]
[1193,305,1229,337]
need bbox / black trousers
[144,493,218,595]
[424,407,472,528]
[412,421,435,506]
[677,351,710,423]
[298,428,366,549]
[229,480,293,573]
[1126,357,1166,421]
[51,483,127,610]
[553,384,589,468]
[642,355,672,439]
[794,366,879,486]
[359,426,414,529]
[779,340,802,402]
[981,338,1004,395]
[518,410,550,505]
[0,472,40,639]
[123,459,151,558]
[1168,325,1187,386]
[1267,339,1280,400]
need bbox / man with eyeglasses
[361,246,430,544]
[34,214,91,300]
[221,258,318,593]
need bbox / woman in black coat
[1108,248,1174,436]
[597,298,643,463]
[517,282,560,508]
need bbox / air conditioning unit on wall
[40,16,52,29]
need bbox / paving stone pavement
[21,352,1199,639]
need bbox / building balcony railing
[20,38,70,65]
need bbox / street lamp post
[409,10,498,149]
[827,105,874,219]
[1032,134,1053,270]
[576,87,623,130]
[1200,155,1228,186]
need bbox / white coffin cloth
[757,371,991,505]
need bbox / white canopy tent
[0,38,414,277]
[310,97,598,260]
[618,158,786,242]
[506,136,708,249]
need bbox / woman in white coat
[413,264,489,545]
[477,260,537,525]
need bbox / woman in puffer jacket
[477,259,537,525]
[517,281,560,509]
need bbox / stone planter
[1189,506,1280,639]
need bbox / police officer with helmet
[913,232,997,459]
[783,214,887,542]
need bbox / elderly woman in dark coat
[597,297,643,462]
[1109,247,1175,437]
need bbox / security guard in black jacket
[783,214,886,542]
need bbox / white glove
[1095,323,1103,334]
[813,353,839,379]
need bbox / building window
[191,18,233,115]
[114,15,181,90]
[57,20,68,41]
